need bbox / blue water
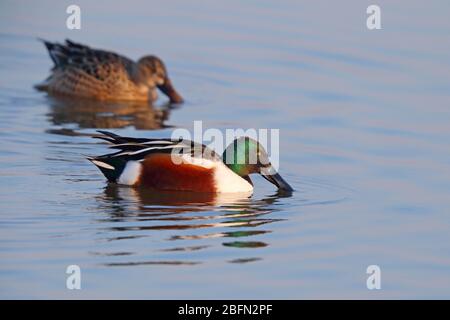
[0,0,450,298]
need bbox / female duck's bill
[88,131,294,194]
[156,76,183,104]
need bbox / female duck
[88,131,293,193]
[36,39,183,103]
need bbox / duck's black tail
[38,38,68,67]
[39,38,91,68]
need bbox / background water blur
[0,0,450,299]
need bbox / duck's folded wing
[40,39,134,77]
[92,131,221,162]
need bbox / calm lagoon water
[1,0,450,298]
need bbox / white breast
[213,162,254,193]
[179,154,253,193]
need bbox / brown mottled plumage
[35,39,183,103]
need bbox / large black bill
[158,78,184,104]
[261,171,294,192]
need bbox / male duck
[35,39,183,103]
[88,131,293,193]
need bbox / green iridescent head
[222,137,293,192]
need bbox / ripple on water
[86,174,350,267]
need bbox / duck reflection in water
[94,184,292,265]
[45,96,174,132]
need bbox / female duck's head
[136,55,183,104]
[222,137,293,192]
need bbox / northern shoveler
[35,39,183,103]
[88,131,293,193]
